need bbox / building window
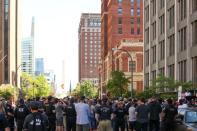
[168,64,175,79]
[131,8,134,16]
[169,34,175,56]
[152,45,156,64]
[118,0,122,3]
[118,8,123,14]
[160,0,165,9]
[152,21,156,40]
[118,17,122,24]
[179,0,187,21]
[179,60,187,82]
[179,27,187,51]
[145,50,149,66]
[137,8,140,16]
[192,20,197,46]
[131,0,134,4]
[131,27,134,34]
[129,61,136,72]
[145,27,149,44]
[152,0,156,16]
[130,18,134,24]
[137,28,140,35]
[159,14,165,35]
[192,0,197,12]
[137,17,140,24]
[137,0,141,6]
[151,70,156,81]
[145,73,149,87]
[159,40,165,60]
[169,6,175,29]
[192,57,197,86]
[118,27,123,34]
[145,5,149,23]
[144,73,149,87]
[159,67,165,76]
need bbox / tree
[70,81,98,98]
[107,71,129,97]
[142,75,194,99]
[0,84,15,100]
[21,73,52,98]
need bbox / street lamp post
[112,48,133,98]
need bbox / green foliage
[140,75,194,99]
[70,81,98,98]
[21,73,52,98]
[0,84,15,100]
[107,71,129,97]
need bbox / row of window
[84,44,101,48]
[145,20,197,50]
[145,57,197,86]
[84,33,100,36]
[118,17,141,25]
[118,0,141,5]
[84,41,100,44]
[147,0,196,23]
[118,8,140,16]
[84,52,101,56]
[118,27,141,35]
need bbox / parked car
[177,108,197,131]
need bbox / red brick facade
[79,13,101,86]
[113,39,144,92]
[100,0,144,95]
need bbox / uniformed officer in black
[160,99,178,131]
[14,99,30,131]
[44,96,56,131]
[96,97,113,131]
[23,101,49,131]
[113,101,127,131]
[5,98,14,131]
[65,98,76,131]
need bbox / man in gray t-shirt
[135,98,149,131]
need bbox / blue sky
[22,0,101,92]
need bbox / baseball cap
[30,101,39,110]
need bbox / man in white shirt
[75,96,90,131]
[128,103,136,131]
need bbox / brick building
[113,39,144,93]
[78,13,101,86]
[100,0,143,95]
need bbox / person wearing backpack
[44,96,56,131]
[0,101,9,131]
[23,101,49,131]
[14,99,30,131]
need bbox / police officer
[65,98,76,131]
[44,96,56,131]
[5,98,14,131]
[113,101,127,131]
[96,97,113,131]
[23,101,49,131]
[14,99,30,131]
[160,99,178,131]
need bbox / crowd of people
[0,95,192,131]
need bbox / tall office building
[100,0,143,93]
[78,13,101,86]
[143,0,197,88]
[21,17,35,75]
[35,58,44,76]
[0,0,21,87]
